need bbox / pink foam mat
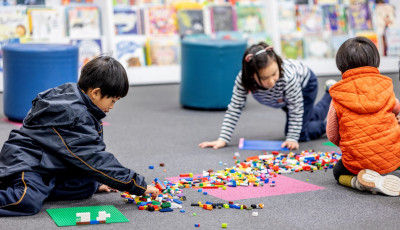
[166,174,324,201]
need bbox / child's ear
[89,88,102,100]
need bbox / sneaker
[357,169,400,196]
[324,79,337,93]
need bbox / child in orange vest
[327,36,400,196]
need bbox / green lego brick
[46,205,129,227]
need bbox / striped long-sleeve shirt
[218,59,311,143]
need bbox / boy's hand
[97,184,118,193]
[144,185,160,199]
[198,140,227,149]
[282,140,299,150]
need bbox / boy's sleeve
[326,102,340,147]
[393,98,400,115]
[47,125,147,196]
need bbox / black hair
[241,42,284,91]
[335,36,380,73]
[78,55,129,98]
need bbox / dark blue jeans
[284,71,332,142]
[0,172,99,216]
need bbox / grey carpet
[0,73,400,230]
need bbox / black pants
[333,159,354,181]
[0,172,99,216]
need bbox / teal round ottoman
[3,44,79,121]
[180,39,247,109]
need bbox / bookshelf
[265,0,398,77]
[1,0,399,93]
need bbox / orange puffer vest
[329,66,400,175]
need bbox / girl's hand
[198,140,227,149]
[282,140,299,150]
[144,185,160,199]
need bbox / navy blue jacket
[0,83,147,196]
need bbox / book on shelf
[348,0,373,31]
[374,3,395,35]
[303,33,332,59]
[385,28,400,57]
[144,5,177,35]
[297,4,324,34]
[277,1,296,35]
[0,6,29,41]
[355,30,379,50]
[112,0,133,6]
[62,0,94,4]
[209,4,237,32]
[70,38,102,68]
[246,32,272,46]
[16,0,44,5]
[28,8,65,42]
[114,6,141,35]
[145,36,179,66]
[113,36,146,68]
[280,33,304,60]
[322,4,348,34]
[235,3,265,33]
[66,5,101,38]
[176,9,204,36]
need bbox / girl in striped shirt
[199,42,334,150]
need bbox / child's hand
[198,140,227,149]
[144,185,160,199]
[282,140,299,150]
[97,184,118,193]
[397,114,400,125]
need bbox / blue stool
[180,39,247,109]
[3,44,79,121]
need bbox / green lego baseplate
[46,205,129,227]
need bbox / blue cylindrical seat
[180,39,247,109]
[3,44,79,121]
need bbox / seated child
[327,36,400,196]
[0,55,159,216]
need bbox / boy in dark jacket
[0,56,159,216]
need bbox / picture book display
[0,6,29,41]
[113,36,146,68]
[297,4,323,34]
[114,6,141,35]
[144,5,177,35]
[176,9,204,36]
[277,1,296,34]
[235,4,265,33]
[209,5,237,32]
[70,38,102,68]
[145,36,179,66]
[303,34,331,59]
[66,6,101,38]
[280,33,304,59]
[348,0,373,31]
[28,8,65,41]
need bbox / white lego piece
[252,211,258,217]
[96,211,111,221]
[76,212,91,222]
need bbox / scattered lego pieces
[252,211,258,217]
[160,163,165,167]
[222,223,228,228]
[149,165,154,169]
[195,223,200,227]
